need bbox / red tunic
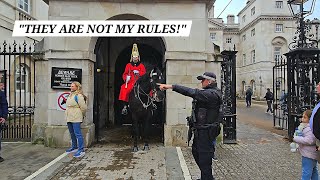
[119,62,146,102]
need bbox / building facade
[0,0,48,141]
[27,0,221,147]
[209,0,297,99]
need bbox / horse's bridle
[134,83,157,109]
[134,69,164,109]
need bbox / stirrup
[122,106,128,115]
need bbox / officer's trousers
[192,129,214,180]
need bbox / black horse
[128,67,165,152]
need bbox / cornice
[209,27,224,30]
[44,0,215,6]
[209,15,295,35]
[238,0,256,16]
[224,32,239,35]
[239,15,295,34]
[208,18,225,28]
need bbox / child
[293,110,319,180]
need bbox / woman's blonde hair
[72,81,87,101]
[72,81,83,93]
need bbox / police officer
[159,72,222,180]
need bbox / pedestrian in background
[264,88,273,114]
[0,82,8,162]
[293,110,319,180]
[65,81,87,158]
[245,87,252,107]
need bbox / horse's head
[149,67,165,102]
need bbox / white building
[0,1,48,112]
[209,0,297,99]
[0,0,48,43]
[26,0,219,147]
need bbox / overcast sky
[214,0,320,23]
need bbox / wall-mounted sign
[51,67,82,89]
[57,92,70,111]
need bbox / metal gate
[285,48,320,138]
[220,50,237,144]
[273,50,320,138]
[0,40,39,141]
[273,56,288,130]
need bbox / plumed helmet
[130,43,140,62]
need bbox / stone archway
[93,14,166,142]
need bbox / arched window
[250,80,255,95]
[242,81,246,95]
[15,64,29,91]
[271,37,287,62]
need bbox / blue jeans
[67,122,84,152]
[302,156,319,180]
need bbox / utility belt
[192,123,221,141]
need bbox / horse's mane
[135,70,151,85]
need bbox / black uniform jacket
[172,83,222,124]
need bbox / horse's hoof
[133,146,139,152]
[143,145,150,151]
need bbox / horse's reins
[134,83,157,109]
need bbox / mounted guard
[119,43,146,115]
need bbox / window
[275,24,283,32]
[251,50,256,63]
[242,15,246,23]
[210,33,216,41]
[15,64,29,91]
[18,0,30,13]
[243,54,246,65]
[276,1,283,9]
[226,38,232,44]
[274,47,281,61]
[251,28,255,36]
[251,7,255,16]
[242,34,246,41]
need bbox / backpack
[74,94,87,105]
[269,92,274,100]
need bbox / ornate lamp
[287,0,316,17]
[284,0,319,139]
[287,0,317,49]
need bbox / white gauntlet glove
[133,70,140,74]
[126,75,131,83]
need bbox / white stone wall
[48,1,214,54]
[35,0,217,147]
[0,0,48,43]
[238,0,292,29]
[223,33,240,51]
[236,18,296,97]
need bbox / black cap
[197,72,216,81]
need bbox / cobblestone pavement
[31,101,319,180]
[0,143,64,180]
[182,101,311,180]
[50,143,167,180]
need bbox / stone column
[32,38,96,147]
[164,52,208,146]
